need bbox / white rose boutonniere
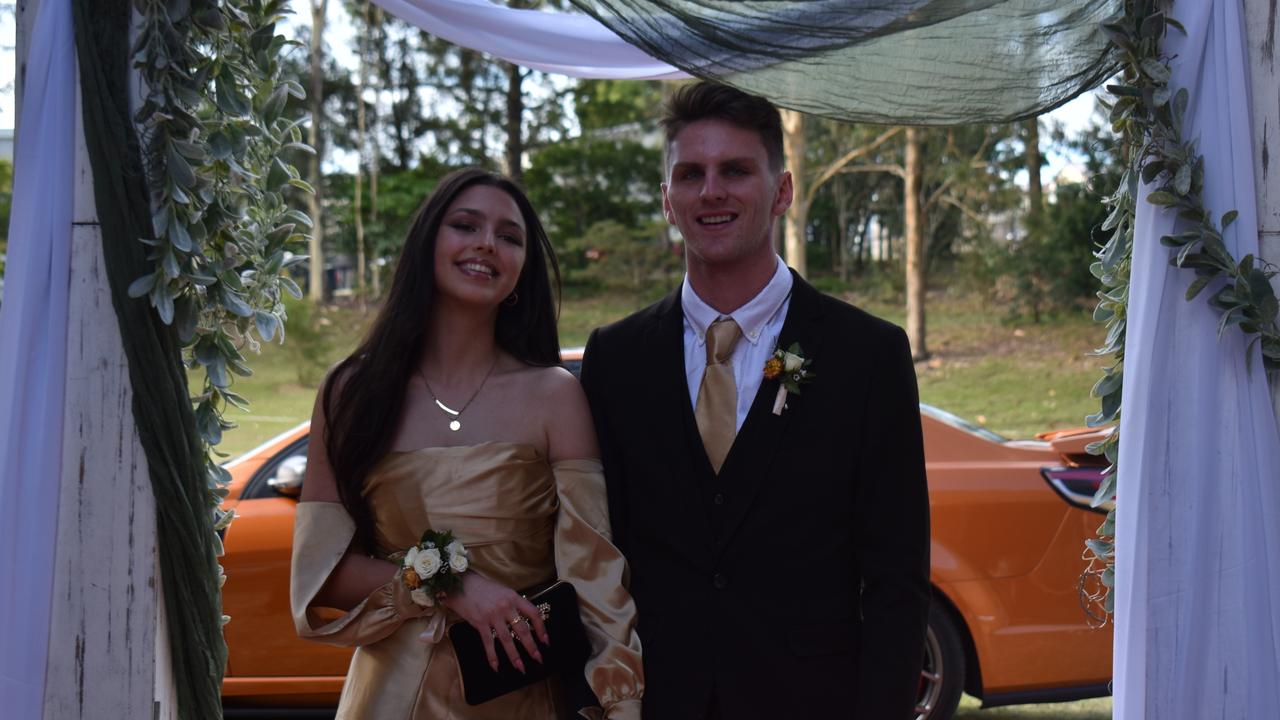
[400,529,470,605]
[762,342,816,415]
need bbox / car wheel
[915,605,965,720]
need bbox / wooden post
[13,6,177,718]
[1245,0,1280,422]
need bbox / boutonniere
[762,342,815,415]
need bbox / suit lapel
[713,272,828,556]
[643,287,718,557]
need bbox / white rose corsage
[400,529,470,606]
[762,342,815,415]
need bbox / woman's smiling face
[433,184,528,309]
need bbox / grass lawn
[957,696,1112,718]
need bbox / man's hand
[439,571,550,672]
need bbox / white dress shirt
[683,256,793,432]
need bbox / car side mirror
[267,456,306,498]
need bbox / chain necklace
[417,356,500,432]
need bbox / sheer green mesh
[568,0,1121,124]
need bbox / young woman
[290,168,642,719]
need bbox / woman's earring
[504,291,519,307]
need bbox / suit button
[713,493,726,505]
[713,573,728,589]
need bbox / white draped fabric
[0,0,75,717]
[1113,0,1280,717]
[370,0,686,79]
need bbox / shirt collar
[682,255,793,346]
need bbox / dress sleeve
[552,459,644,720]
[290,501,437,647]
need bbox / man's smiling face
[662,119,792,274]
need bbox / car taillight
[1041,467,1113,514]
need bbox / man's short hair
[660,81,785,172]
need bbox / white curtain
[1113,0,1280,717]
[0,0,75,717]
[371,0,686,79]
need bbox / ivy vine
[1085,0,1280,616]
[131,0,311,550]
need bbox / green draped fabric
[569,0,1122,124]
[71,1,226,717]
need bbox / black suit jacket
[580,272,930,720]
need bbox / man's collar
[682,256,793,346]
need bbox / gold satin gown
[290,442,643,719]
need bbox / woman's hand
[439,571,550,673]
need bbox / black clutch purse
[448,580,592,707]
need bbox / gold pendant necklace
[417,356,499,432]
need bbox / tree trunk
[904,127,928,360]
[307,0,328,302]
[1025,117,1043,221]
[354,1,369,300]
[505,62,524,184]
[781,109,807,276]
[836,181,850,283]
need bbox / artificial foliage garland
[1084,0,1280,617]
[69,0,313,716]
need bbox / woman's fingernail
[541,634,550,644]
[515,661,526,673]
[533,651,544,663]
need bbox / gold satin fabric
[695,318,742,473]
[290,442,642,720]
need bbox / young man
[580,82,930,719]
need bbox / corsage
[400,529,470,607]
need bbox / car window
[244,437,310,500]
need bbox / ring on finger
[508,615,526,627]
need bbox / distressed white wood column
[1245,0,1280,420]
[17,6,178,719]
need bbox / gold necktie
[695,318,742,473]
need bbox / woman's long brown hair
[321,168,562,553]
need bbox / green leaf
[209,131,234,160]
[1185,275,1212,301]
[287,178,315,194]
[162,248,181,279]
[1092,370,1123,398]
[1174,163,1192,195]
[1140,58,1171,83]
[1221,209,1239,230]
[254,310,279,342]
[279,275,303,299]
[207,357,230,389]
[167,143,197,188]
[1146,190,1179,206]
[221,287,254,318]
[168,216,193,253]
[267,156,291,191]
[1099,509,1116,537]
[174,295,198,343]
[152,205,171,238]
[261,84,289,123]
[128,272,158,298]
[151,280,175,325]
[1140,11,1165,39]
[1093,472,1117,509]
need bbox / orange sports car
[219,356,1113,719]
